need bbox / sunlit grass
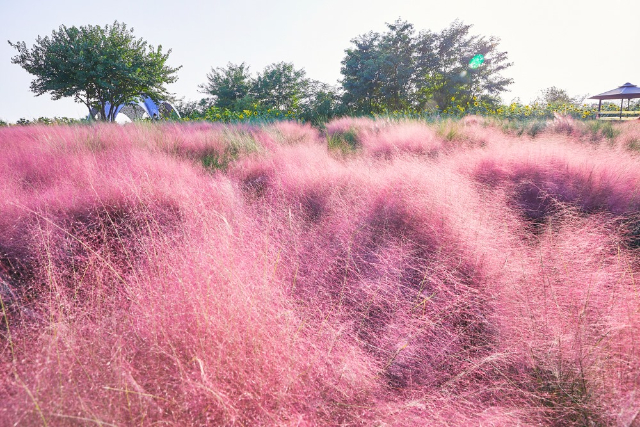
[0,119,639,425]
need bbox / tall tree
[377,19,415,111]
[341,20,513,112]
[418,20,512,110]
[298,80,344,123]
[534,86,585,106]
[199,62,255,111]
[196,61,338,120]
[9,21,181,122]
[340,32,382,113]
[253,62,308,112]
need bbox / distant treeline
[175,19,637,124]
[4,19,638,126]
[3,100,638,127]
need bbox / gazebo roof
[589,82,640,100]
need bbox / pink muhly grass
[265,120,322,146]
[491,213,640,425]
[324,116,382,138]
[358,121,443,158]
[1,120,639,425]
[618,121,640,151]
[465,136,640,216]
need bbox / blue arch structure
[89,97,180,121]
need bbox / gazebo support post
[598,100,602,119]
[621,99,624,119]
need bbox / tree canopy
[198,62,255,111]
[341,19,513,113]
[196,61,343,123]
[200,61,310,112]
[9,21,181,121]
[534,86,586,106]
[253,62,308,112]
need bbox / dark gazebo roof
[589,82,640,100]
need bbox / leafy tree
[341,19,513,113]
[377,20,415,111]
[341,32,383,113]
[417,21,512,110]
[298,81,345,124]
[194,61,344,123]
[197,62,311,113]
[9,21,181,122]
[199,62,255,111]
[253,62,308,112]
[535,86,585,106]
[174,97,215,119]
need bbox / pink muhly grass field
[0,119,639,426]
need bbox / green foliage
[14,116,86,126]
[435,119,464,141]
[199,62,255,111]
[179,104,298,123]
[445,99,600,120]
[341,19,513,114]
[174,98,215,118]
[528,363,607,426]
[192,61,344,124]
[298,81,345,124]
[535,86,585,106]
[327,128,360,153]
[200,129,262,171]
[626,138,640,152]
[375,20,415,111]
[9,21,181,122]
[253,62,307,112]
[414,21,513,111]
[584,120,620,141]
[0,119,7,127]
[340,31,383,113]
[198,62,309,113]
[499,119,548,138]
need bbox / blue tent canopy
[90,96,179,120]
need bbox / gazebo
[589,82,640,120]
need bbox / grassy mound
[1,119,639,425]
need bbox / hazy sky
[1,0,638,122]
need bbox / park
[1,14,640,427]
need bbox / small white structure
[89,97,180,121]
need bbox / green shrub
[498,119,548,137]
[327,128,359,153]
[436,119,463,141]
[201,129,262,171]
[529,363,607,426]
[584,121,620,141]
[626,138,640,152]
[14,116,85,126]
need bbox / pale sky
[1,0,638,122]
